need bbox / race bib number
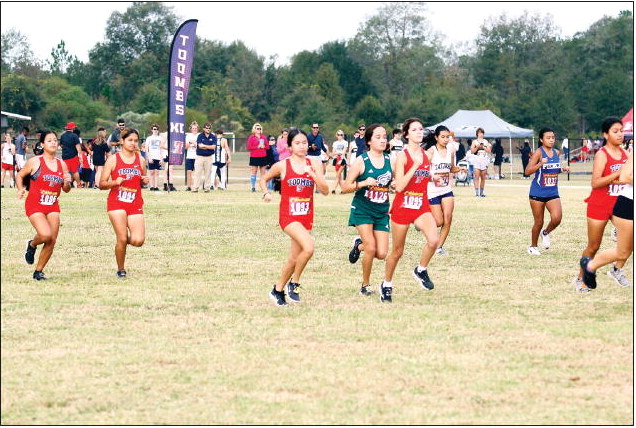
[541,173,558,187]
[117,187,137,203]
[435,172,450,187]
[402,192,423,210]
[365,187,388,203]
[39,193,58,206]
[289,197,310,216]
[609,183,625,196]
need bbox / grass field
[1,157,632,425]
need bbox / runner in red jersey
[16,131,72,281]
[381,118,440,302]
[575,117,629,292]
[259,128,329,306]
[99,128,149,278]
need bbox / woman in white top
[330,130,348,194]
[143,124,163,191]
[426,125,464,256]
[184,121,199,191]
[580,151,633,289]
[470,127,491,197]
[1,133,16,187]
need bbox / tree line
[1,2,633,143]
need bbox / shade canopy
[621,107,633,137]
[428,110,534,139]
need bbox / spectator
[247,123,268,192]
[276,128,291,161]
[210,129,231,190]
[492,138,504,179]
[1,132,16,187]
[388,128,404,161]
[265,135,279,191]
[517,140,532,179]
[160,132,177,191]
[60,122,82,188]
[15,127,29,172]
[562,136,570,160]
[307,122,329,174]
[455,138,466,162]
[78,142,93,188]
[184,121,199,191]
[348,130,361,165]
[470,127,491,196]
[91,128,110,190]
[108,118,126,153]
[192,122,216,192]
[143,124,163,191]
[354,124,367,155]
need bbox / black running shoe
[379,283,392,302]
[33,270,46,281]
[169,184,177,191]
[117,270,127,278]
[25,240,36,265]
[163,183,168,191]
[349,237,363,264]
[413,267,434,290]
[359,285,374,296]
[287,282,301,303]
[269,288,288,306]
[579,257,597,289]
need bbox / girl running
[340,124,393,297]
[16,130,72,280]
[330,130,349,194]
[525,128,570,256]
[259,128,329,306]
[426,125,464,256]
[581,152,633,289]
[99,128,149,278]
[575,117,629,292]
[381,118,439,302]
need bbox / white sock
[382,280,393,288]
[417,265,427,272]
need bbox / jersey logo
[376,171,392,187]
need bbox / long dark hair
[287,128,307,147]
[601,117,622,147]
[364,124,385,149]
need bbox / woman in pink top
[277,128,291,161]
[247,123,268,192]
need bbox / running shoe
[579,257,597,289]
[25,240,36,265]
[116,270,127,278]
[413,267,434,291]
[435,246,449,256]
[360,285,374,296]
[379,283,392,303]
[269,288,288,306]
[573,277,590,293]
[527,246,541,256]
[607,266,630,288]
[349,237,363,264]
[541,229,551,249]
[287,282,301,302]
[33,270,46,281]
[163,183,168,191]
[169,184,177,191]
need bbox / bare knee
[39,232,53,245]
[428,236,440,249]
[389,245,404,260]
[129,236,145,247]
[376,249,387,260]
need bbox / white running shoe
[435,247,449,256]
[527,246,541,256]
[573,277,590,293]
[540,229,551,249]
[607,267,630,288]
[610,227,618,242]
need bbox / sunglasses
[337,133,344,136]
[152,128,158,131]
[204,127,211,129]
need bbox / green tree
[47,40,80,75]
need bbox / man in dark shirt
[192,122,217,192]
[60,121,82,187]
[354,124,367,155]
[307,123,328,173]
[108,118,126,153]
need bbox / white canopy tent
[428,110,534,178]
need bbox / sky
[1,1,633,66]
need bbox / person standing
[580,152,633,289]
[388,128,404,161]
[15,127,29,172]
[184,121,199,191]
[1,133,16,187]
[562,136,570,161]
[381,118,439,302]
[210,129,232,190]
[108,118,126,154]
[340,124,393,297]
[276,129,291,161]
[492,138,504,179]
[16,130,72,280]
[99,128,149,278]
[517,140,532,179]
[143,124,163,191]
[575,117,629,291]
[347,130,361,165]
[91,128,110,190]
[524,128,570,256]
[470,127,491,196]
[259,128,329,305]
[307,123,329,174]
[354,124,367,156]
[60,122,82,188]
[192,123,216,193]
[247,123,268,192]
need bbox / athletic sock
[417,265,427,273]
[382,280,393,288]
[250,175,256,188]
[480,188,484,196]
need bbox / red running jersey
[24,156,65,217]
[279,157,315,230]
[107,152,144,214]
[585,146,628,206]
[390,147,432,225]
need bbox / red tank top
[107,152,144,207]
[25,156,64,212]
[586,146,628,205]
[392,147,431,211]
[279,158,314,226]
